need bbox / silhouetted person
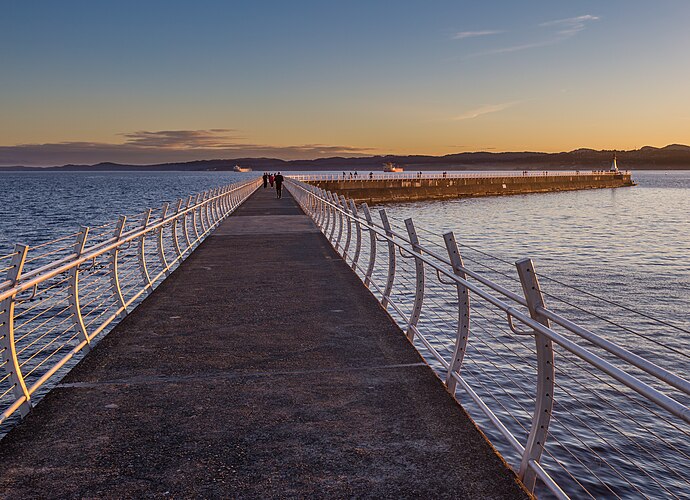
[269,173,275,187]
[262,172,268,188]
[274,172,284,199]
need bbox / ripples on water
[0,171,253,253]
[376,171,689,366]
[1,170,688,497]
[371,170,689,498]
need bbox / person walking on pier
[274,172,284,199]
[269,173,275,187]
[262,172,268,188]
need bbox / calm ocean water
[369,170,689,498]
[0,170,254,254]
[0,169,688,497]
[376,170,690,361]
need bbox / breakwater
[296,171,635,204]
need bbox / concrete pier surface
[0,187,528,498]
[308,172,635,204]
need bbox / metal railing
[0,177,261,429]
[286,178,689,499]
[289,170,631,182]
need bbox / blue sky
[1,0,689,165]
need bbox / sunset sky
[2,0,690,165]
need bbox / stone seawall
[307,173,635,204]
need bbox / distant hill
[2,145,689,172]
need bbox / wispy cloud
[480,39,559,55]
[0,129,374,166]
[540,15,600,37]
[465,14,599,57]
[452,100,524,121]
[452,30,503,40]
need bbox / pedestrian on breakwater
[262,172,268,188]
[269,173,275,187]
[275,172,284,199]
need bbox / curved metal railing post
[137,209,153,291]
[210,189,219,225]
[172,200,184,260]
[182,196,193,251]
[327,193,338,244]
[349,199,362,271]
[340,195,352,260]
[68,227,91,349]
[322,191,332,235]
[319,189,327,228]
[379,209,396,309]
[206,190,214,230]
[207,190,216,227]
[516,258,555,493]
[314,189,323,227]
[334,195,345,252]
[311,189,318,217]
[110,216,128,318]
[0,244,32,416]
[202,191,210,230]
[157,204,171,277]
[404,218,424,341]
[443,232,470,393]
[361,203,376,287]
[192,194,202,242]
[222,187,230,214]
[202,192,212,231]
[214,188,222,223]
[311,189,319,225]
[197,194,207,236]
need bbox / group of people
[262,172,284,199]
[341,171,375,179]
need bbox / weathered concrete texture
[310,172,635,204]
[0,187,529,499]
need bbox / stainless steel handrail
[0,177,261,427]
[285,178,689,499]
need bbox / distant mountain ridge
[2,144,690,171]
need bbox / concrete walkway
[0,186,528,498]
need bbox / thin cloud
[452,100,523,121]
[466,14,599,57]
[120,129,242,148]
[452,30,503,40]
[0,129,374,166]
[540,15,600,37]
[480,39,559,55]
